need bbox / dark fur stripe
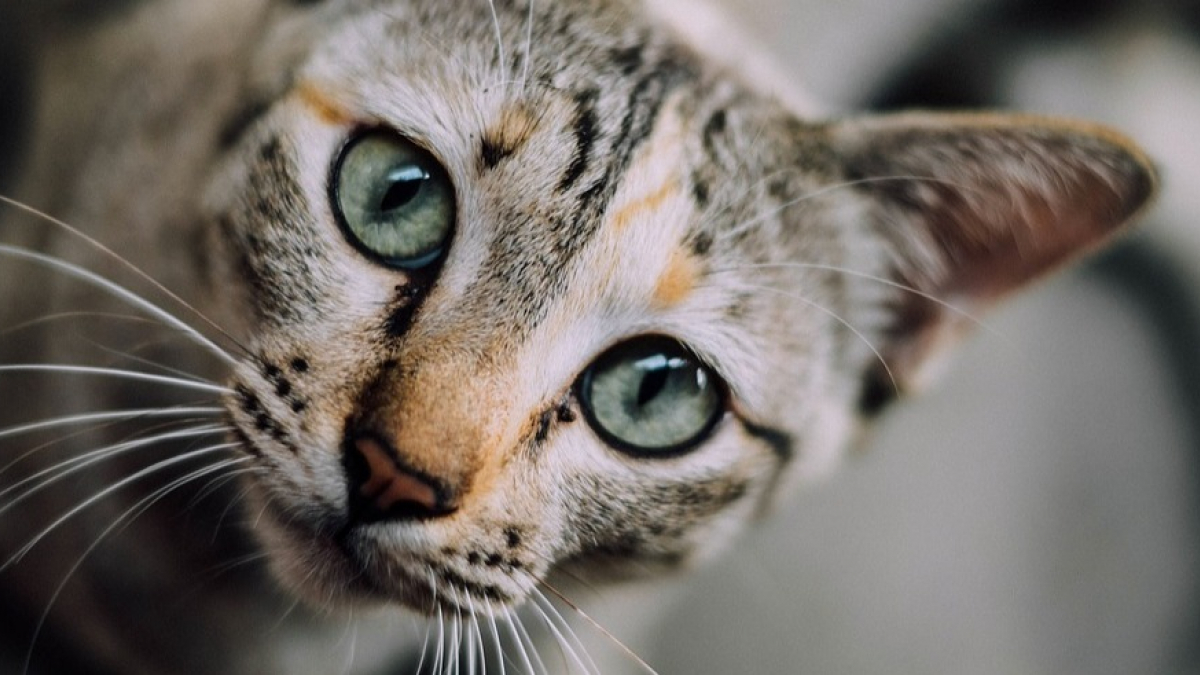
[557,89,599,192]
[741,419,795,462]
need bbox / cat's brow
[295,81,353,127]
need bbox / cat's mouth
[244,480,540,616]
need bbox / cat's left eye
[332,130,455,269]
[578,338,726,457]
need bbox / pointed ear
[827,113,1157,399]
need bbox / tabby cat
[0,0,1156,672]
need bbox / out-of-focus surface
[644,0,1200,673]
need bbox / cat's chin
[244,489,535,617]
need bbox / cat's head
[206,0,1155,614]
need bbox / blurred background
[644,0,1200,673]
[2,0,1199,673]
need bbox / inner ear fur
[826,112,1158,397]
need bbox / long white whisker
[339,619,359,675]
[186,461,255,510]
[0,406,223,442]
[0,311,159,339]
[415,615,434,675]
[0,244,236,366]
[531,589,598,675]
[22,456,249,673]
[485,0,507,89]
[0,425,231,513]
[520,0,534,95]
[528,598,573,674]
[3,442,238,570]
[732,282,897,392]
[0,196,247,359]
[468,592,486,675]
[464,592,477,675]
[540,582,660,675]
[484,600,507,675]
[85,338,223,384]
[714,175,980,244]
[712,261,997,335]
[0,364,230,395]
[451,587,464,675]
[500,607,535,675]
[508,607,547,675]
[434,602,447,675]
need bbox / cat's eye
[332,130,455,269]
[578,338,726,456]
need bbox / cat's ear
[825,113,1157,401]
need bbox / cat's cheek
[245,489,382,610]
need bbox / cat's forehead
[236,0,795,414]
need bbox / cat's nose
[342,434,458,523]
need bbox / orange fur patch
[295,82,353,126]
[611,178,680,231]
[482,104,540,163]
[654,249,698,307]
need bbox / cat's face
[204,0,1155,615]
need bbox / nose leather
[343,434,457,522]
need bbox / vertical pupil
[379,165,427,212]
[636,362,670,406]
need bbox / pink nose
[343,435,457,522]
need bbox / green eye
[578,338,726,456]
[332,130,455,269]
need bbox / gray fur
[0,0,1155,672]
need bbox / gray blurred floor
[651,272,1198,674]
[636,1,1200,673]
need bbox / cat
[0,0,1157,672]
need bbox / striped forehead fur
[96,0,1151,635]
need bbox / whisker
[0,196,249,359]
[714,175,980,244]
[0,311,159,339]
[85,338,225,384]
[415,614,433,675]
[464,592,479,675]
[530,589,598,675]
[711,261,996,335]
[540,581,660,675]
[508,608,548,675]
[433,602,446,675]
[528,596,573,675]
[450,586,464,675]
[519,0,535,96]
[195,548,271,586]
[0,408,221,479]
[339,618,358,675]
[499,606,535,675]
[485,0,507,90]
[2,442,238,570]
[484,599,507,675]
[186,460,254,510]
[21,456,250,673]
[0,363,231,395]
[0,244,237,366]
[0,406,223,442]
[0,424,231,514]
[728,282,897,392]
[532,586,592,672]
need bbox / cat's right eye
[332,130,455,269]
[577,338,726,457]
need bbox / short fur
[0,0,1156,672]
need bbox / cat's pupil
[635,356,671,406]
[379,166,426,213]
